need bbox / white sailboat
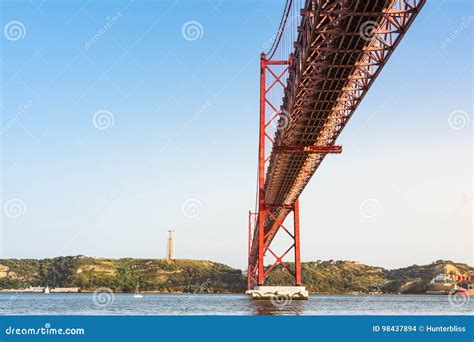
[133,282,143,298]
[44,286,50,294]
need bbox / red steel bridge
[247,0,425,290]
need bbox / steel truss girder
[247,0,424,289]
[275,145,342,154]
[264,0,425,215]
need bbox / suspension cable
[265,0,293,60]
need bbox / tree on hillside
[43,257,78,287]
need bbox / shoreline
[1,257,471,296]
[0,289,449,295]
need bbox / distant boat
[134,283,143,298]
[44,286,50,294]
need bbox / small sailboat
[44,286,50,294]
[133,282,143,298]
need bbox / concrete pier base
[248,286,309,300]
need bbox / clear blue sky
[1,0,472,269]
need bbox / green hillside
[265,260,387,293]
[0,257,244,293]
[0,257,471,294]
[384,260,473,294]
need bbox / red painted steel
[247,0,425,289]
[247,211,251,290]
[274,145,342,154]
[294,199,301,285]
[257,54,267,286]
[248,53,307,288]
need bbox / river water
[0,293,472,315]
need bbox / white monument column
[166,230,174,261]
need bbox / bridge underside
[248,0,425,290]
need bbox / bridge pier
[247,286,309,300]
